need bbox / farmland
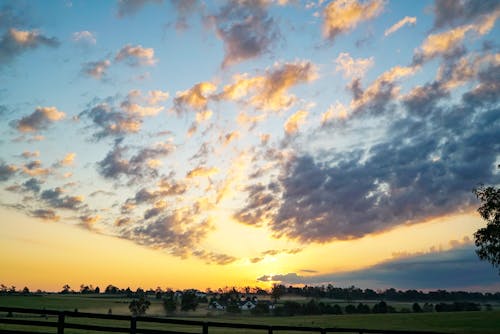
[1,294,499,334]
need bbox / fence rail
[0,306,452,334]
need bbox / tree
[129,297,151,316]
[180,291,198,312]
[271,284,285,303]
[473,184,500,273]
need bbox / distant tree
[372,301,388,313]
[180,291,198,312]
[22,287,30,294]
[271,284,285,303]
[129,297,151,316]
[473,184,500,273]
[61,284,71,294]
[412,302,422,313]
[94,286,100,294]
[163,290,176,315]
[105,285,119,294]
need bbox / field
[1,294,499,334]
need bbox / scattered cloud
[0,162,18,182]
[172,82,216,115]
[208,0,280,67]
[30,208,60,221]
[284,110,308,135]
[72,30,96,44]
[115,44,157,66]
[433,0,500,30]
[322,0,385,42]
[79,103,142,139]
[218,61,318,111]
[82,59,110,79]
[116,0,162,18]
[335,52,373,79]
[15,106,65,133]
[384,16,416,37]
[0,28,59,66]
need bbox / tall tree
[473,183,500,274]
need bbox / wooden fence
[0,306,451,334]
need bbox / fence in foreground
[0,306,451,334]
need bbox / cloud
[414,11,500,64]
[192,249,237,265]
[237,62,499,243]
[335,52,374,79]
[168,0,198,31]
[98,140,174,181]
[208,0,279,67]
[284,110,308,135]
[120,89,168,117]
[116,0,162,17]
[0,162,17,182]
[321,102,348,125]
[0,28,59,65]
[22,160,51,177]
[258,245,500,290]
[384,16,416,36]
[172,82,216,115]
[79,103,142,139]
[79,214,100,229]
[22,177,43,193]
[121,209,213,258]
[30,209,60,221]
[186,166,219,179]
[21,151,39,159]
[15,106,65,133]
[115,44,157,66]
[218,61,318,111]
[72,30,96,44]
[57,153,76,167]
[82,59,110,80]
[40,187,84,210]
[322,0,385,42]
[433,0,500,30]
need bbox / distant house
[208,301,226,311]
[239,300,256,310]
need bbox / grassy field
[1,294,499,334]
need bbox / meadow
[1,294,499,334]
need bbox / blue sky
[0,0,499,291]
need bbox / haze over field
[0,0,499,292]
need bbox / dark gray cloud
[116,0,162,17]
[98,139,174,182]
[81,59,111,80]
[22,177,43,193]
[192,249,237,265]
[122,210,212,258]
[79,103,141,139]
[0,162,17,182]
[258,245,500,290]
[208,0,279,68]
[40,187,84,210]
[30,208,59,221]
[0,28,59,66]
[168,0,198,30]
[0,5,26,30]
[433,0,500,30]
[237,63,500,243]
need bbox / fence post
[268,325,273,334]
[130,316,137,334]
[202,322,208,334]
[57,312,65,334]
[321,329,326,334]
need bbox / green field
[1,295,499,334]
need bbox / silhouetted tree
[271,284,285,303]
[129,297,150,316]
[412,302,422,313]
[473,184,500,273]
[180,291,198,311]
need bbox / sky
[0,0,499,293]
